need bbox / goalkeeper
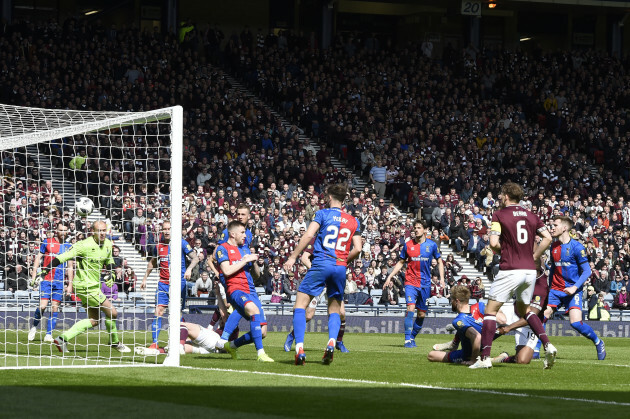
[44,220,131,353]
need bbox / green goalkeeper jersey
[56,235,114,289]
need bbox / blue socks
[404,311,415,340]
[571,321,600,345]
[328,313,341,344]
[221,311,242,341]
[411,315,425,339]
[293,308,306,346]
[151,317,162,343]
[47,312,58,335]
[250,314,263,350]
[33,307,43,327]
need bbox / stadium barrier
[4,312,630,338]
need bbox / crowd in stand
[1,18,630,311]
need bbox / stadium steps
[25,145,159,303]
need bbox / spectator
[588,291,611,321]
[6,263,28,292]
[369,159,387,199]
[101,277,118,301]
[613,287,629,310]
[192,271,213,297]
[122,266,137,294]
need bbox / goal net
[0,104,183,368]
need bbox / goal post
[0,104,183,369]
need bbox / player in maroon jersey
[469,182,554,369]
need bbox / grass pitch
[1,332,629,418]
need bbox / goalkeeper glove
[103,272,114,288]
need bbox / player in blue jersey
[28,222,73,343]
[215,220,273,362]
[429,287,521,365]
[428,286,490,364]
[384,220,444,348]
[139,221,198,353]
[283,240,350,353]
[544,215,606,360]
[284,183,362,365]
[211,204,254,347]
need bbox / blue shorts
[404,285,431,312]
[548,289,582,311]
[298,261,346,300]
[40,281,64,302]
[156,281,187,307]
[228,290,267,325]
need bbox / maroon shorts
[529,273,549,318]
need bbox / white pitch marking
[176,365,630,407]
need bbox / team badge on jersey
[457,321,463,328]
[217,250,224,258]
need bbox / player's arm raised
[219,253,258,277]
[142,257,157,291]
[284,221,319,271]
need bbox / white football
[75,197,94,217]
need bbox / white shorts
[308,289,327,309]
[193,326,220,351]
[515,326,539,351]
[488,269,537,304]
[502,308,538,351]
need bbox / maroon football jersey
[491,205,546,271]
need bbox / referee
[369,159,387,199]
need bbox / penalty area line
[180,365,630,407]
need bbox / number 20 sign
[461,1,481,16]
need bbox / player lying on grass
[43,221,130,353]
[178,321,221,355]
[428,286,507,365]
[284,243,350,353]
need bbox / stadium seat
[255,286,265,295]
[371,289,383,299]
[0,290,14,299]
[127,292,145,300]
[259,294,271,304]
[198,293,209,298]
[604,294,614,304]
[436,297,449,306]
[398,297,406,305]
[469,298,477,305]
[14,290,30,300]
